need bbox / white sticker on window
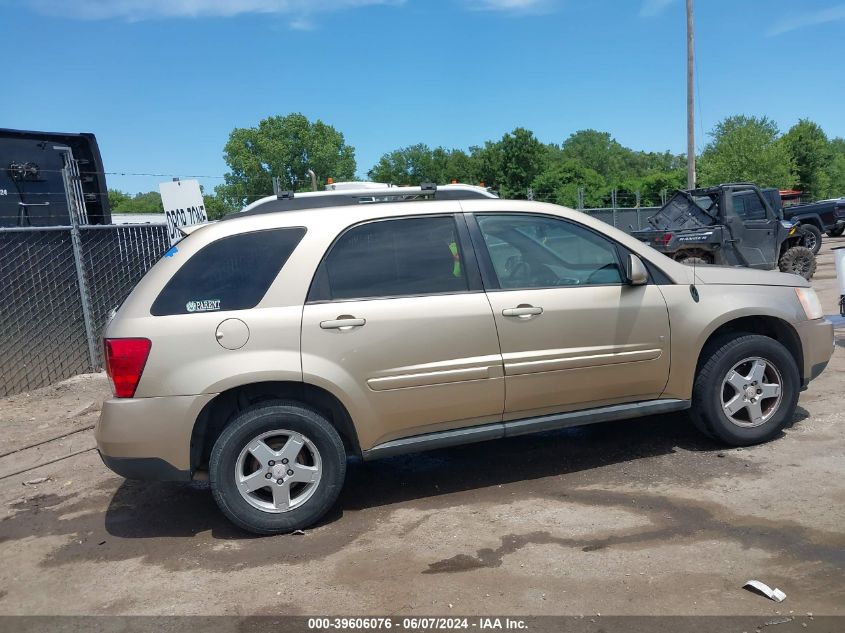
[186,300,221,313]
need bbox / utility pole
[686,0,696,189]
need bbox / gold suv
[96,184,834,534]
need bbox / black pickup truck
[761,188,845,252]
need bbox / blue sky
[2,0,843,195]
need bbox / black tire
[678,256,710,267]
[210,401,346,535]
[799,224,823,254]
[828,227,844,238]
[690,334,800,446]
[778,245,817,280]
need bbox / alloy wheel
[234,429,322,513]
[721,357,783,428]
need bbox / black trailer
[0,128,111,227]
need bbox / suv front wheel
[210,401,346,534]
[691,334,799,446]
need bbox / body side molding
[362,398,691,460]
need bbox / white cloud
[465,0,556,13]
[640,0,676,18]
[768,4,845,36]
[22,0,402,22]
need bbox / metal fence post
[61,158,99,372]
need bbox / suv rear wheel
[691,334,799,446]
[210,401,346,534]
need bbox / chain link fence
[524,187,662,233]
[0,224,169,397]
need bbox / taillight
[104,338,151,398]
[655,233,673,245]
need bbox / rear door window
[310,216,469,301]
[151,227,306,316]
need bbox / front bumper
[95,392,215,481]
[795,317,834,387]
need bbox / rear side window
[151,228,306,316]
[311,216,468,301]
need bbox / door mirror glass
[627,254,648,286]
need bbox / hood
[691,265,808,288]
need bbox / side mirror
[626,254,648,286]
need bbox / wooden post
[687,0,696,189]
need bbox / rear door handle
[502,305,543,318]
[320,316,366,330]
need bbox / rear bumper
[98,453,191,481]
[95,392,215,480]
[796,318,834,387]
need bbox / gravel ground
[1,239,843,618]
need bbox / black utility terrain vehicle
[632,183,816,280]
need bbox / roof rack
[222,183,498,221]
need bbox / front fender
[659,283,804,400]
[789,214,823,229]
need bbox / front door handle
[320,316,366,330]
[502,305,543,318]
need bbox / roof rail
[222,183,498,221]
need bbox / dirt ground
[1,240,844,619]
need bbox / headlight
[795,287,823,320]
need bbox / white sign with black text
[159,179,208,245]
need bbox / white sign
[159,179,208,245]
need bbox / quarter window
[476,214,623,288]
[151,228,306,316]
[315,216,468,301]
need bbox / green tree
[431,147,477,184]
[531,159,607,207]
[698,115,797,188]
[107,189,131,211]
[109,190,163,214]
[199,185,237,220]
[368,145,480,186]
[215,113,356,209]
[559,130,627,183]
[628,169,687,206]
[782,119,832,199]
[470,128,549,198]
[826,138,845,198]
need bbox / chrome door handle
[320,317,366,330]
[502,305,543,318]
